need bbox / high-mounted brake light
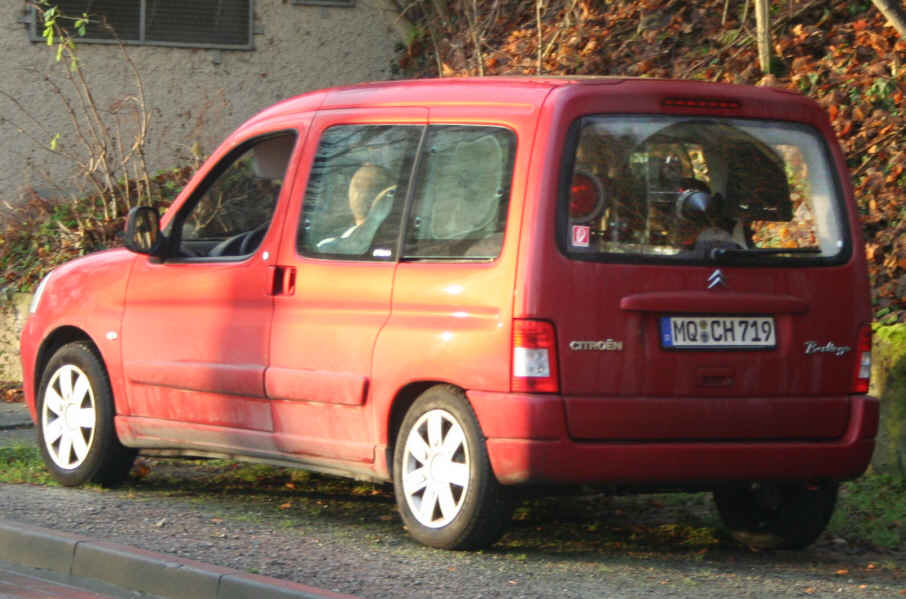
[663,97,741,110]
[851,324,872,394]
[511,319,560,393]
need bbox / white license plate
[660,316,776,349]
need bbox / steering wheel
[208,223,269,257]
[239,223,268,255]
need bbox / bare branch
[871,0,906,39]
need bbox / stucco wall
[0,1,399,206]
[0,293,30,382]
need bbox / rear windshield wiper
[709,246,823,263]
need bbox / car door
[121,128,301,445]
[266,111,425,462]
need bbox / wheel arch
[384,380,467,478]
[34,326,101,397]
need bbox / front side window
[298,125,421,259]
[562,116,847,264]
[403,126,516,260]
[172,132,296,259]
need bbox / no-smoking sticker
[571,225,590,247]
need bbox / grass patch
[830,472,906,550]
[0,444,57,485]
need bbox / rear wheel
[713,481,838,550]
[36,342,136,487]
[392,385,512,549]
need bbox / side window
[298,125,421,259]
[403,126,516,260]
[174,132,296,259]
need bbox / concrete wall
[0,293,30,382]
[0,0,399,206]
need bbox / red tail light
[511,319,560,393]
[851,324,872,394]
[569,172,601,221]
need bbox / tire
[392,385,513,550]
[713,481,838,550]
[36,342,136,487]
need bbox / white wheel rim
[401,409,470,528]
[42,364,97,470]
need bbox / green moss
[871,323,906,476]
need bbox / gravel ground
[1,473,904,597]
[1,406,904,599]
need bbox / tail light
[662,97,741,110]
[511,319,559,393]
[569,171,603,222]
[851,324,872,394]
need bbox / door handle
[270,266,296,296]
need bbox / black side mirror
[124,206,162,256]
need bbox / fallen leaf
[836,569,850,575]
[279,502,292,510]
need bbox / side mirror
[124,206,162,256]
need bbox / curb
[0,402,32,430]
[0,519,360,599]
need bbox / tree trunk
[754,0,771,74]
[872,0,906,39]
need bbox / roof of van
[243,76,814,128]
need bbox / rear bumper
[467,391,879,486]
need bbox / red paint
[21,77,876,488]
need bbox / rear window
[561,116,847,264]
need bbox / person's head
[349,164,393,224]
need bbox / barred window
[28,0,254,50]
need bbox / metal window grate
[27,0,254,50]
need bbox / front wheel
[713,481,838,550]
[392,386,512,549]
[36,342,136,487]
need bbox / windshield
[561,116,847,263]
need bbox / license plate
[660,316,776,349]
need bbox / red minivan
[20,77,878,550]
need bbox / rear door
[544,112,866,442]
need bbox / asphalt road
[0,562,141,599]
